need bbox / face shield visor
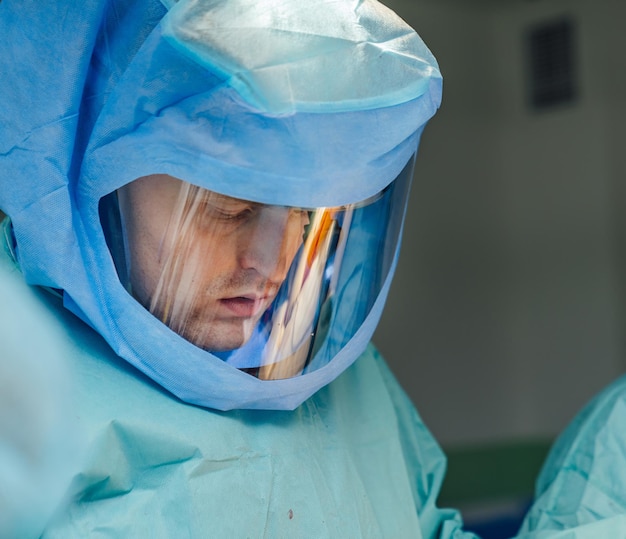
[101,158,413,380]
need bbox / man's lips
[219,295,270,318]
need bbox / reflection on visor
[100,166,410,381]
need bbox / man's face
[118,174,309,351]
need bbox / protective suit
[516,375,626,538]
[0,225,78,539]
[0,0,478,537]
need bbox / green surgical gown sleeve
[517,375,626,538]
[0,220,476,539]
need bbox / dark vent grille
[526,17,577,109]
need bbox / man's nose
[238,207,293,283]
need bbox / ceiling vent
[526,17,577,110]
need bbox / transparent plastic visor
[100,167,411,380]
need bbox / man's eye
[208,202,256,221]
[216,208,253,221]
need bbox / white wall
[374,0,626,447]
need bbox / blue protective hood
[0,0,441,410]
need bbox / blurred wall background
[374,0,626,532]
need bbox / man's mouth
[219,295,270,318]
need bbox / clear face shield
[101,160,413,380]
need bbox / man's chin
[182,319,256,353]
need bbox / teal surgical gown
[0,220,474,538]
[517,374,626,538]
